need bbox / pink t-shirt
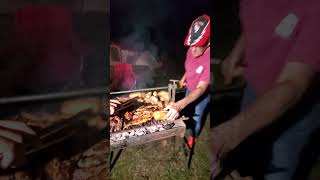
[240,0,320,95]
[185,47,210,91]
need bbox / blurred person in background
[0,5,85,96]
[212,0,320,179]
[165,14,210,148]
[0,4,84,170]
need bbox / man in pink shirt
[165,14,210,148]
[212,0,320,179]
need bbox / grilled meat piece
[46,158,74,180]
[124,112,133,121]
[110,116,122,132]
[111,91,171,130]
[115,96,131,103]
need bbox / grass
[110,115,211,180]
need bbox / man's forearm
[179,86,208,109]
[230,35,245,58]
[181,73,186,81]
[232,81,306,142]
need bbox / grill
[109,82,188,170]
[0,87,109,179]
[110,84,187,150]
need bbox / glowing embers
[110,122,175,142]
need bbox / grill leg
[188,143,195,169]
[183,136,195,169]
[110,151,114,168]
[110,149,124,171]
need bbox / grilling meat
[45,158,74,180]
[19,112,70,129]
[110,116,122,132]
[61,97,101,115]
[110,91,171,132]
[45,140,108,180]
[115,96,132,103]
[153,111,167,121]
[124,112,133,121]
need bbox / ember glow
[110,122,174,142]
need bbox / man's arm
[227,62,315,146]
[222,35,246,84]
[228,35,245,62]
[175,81,209,111]
[179,72,187,88]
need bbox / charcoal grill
[0,87,108,179]
[109,82,190,170]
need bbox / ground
[110,115,211,180]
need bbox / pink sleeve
[199,51,210,84]
[286,7,320,72]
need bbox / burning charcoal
[118,135,126,141]
[129,131,135,138]
[122,132,129,137]
[163,123,175,130]
[136,130,145,136]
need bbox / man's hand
[211,121,240,179]
[222,35,245,85]
[110,99,121,115]
[164,102,183,121]
[0,120,35,169]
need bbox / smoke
[111,0,178,88]
[111,0,209,89]
[117,0,175,57]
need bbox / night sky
[110,0,210,53]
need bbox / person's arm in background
[212,61,315,157]
[222,34,245,85]
[212,6,320,178]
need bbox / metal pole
[110,86,168,95]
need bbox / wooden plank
[110,119,186,151]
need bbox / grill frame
[110,86,187,151]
